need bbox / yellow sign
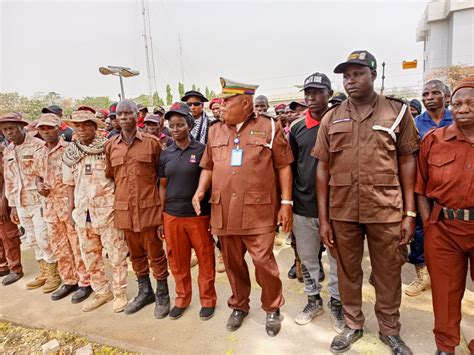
[402,60,418,69]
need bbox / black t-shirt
[289,117,319,218]
[158,138,211,217]
[60,127,74,142]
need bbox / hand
[0,197,9,223]
[192,191,205,216]
[157,225,165,241]
[10,207,19,224]
[37,182,51,197]
[277,204,292,233]
[67,211,75,227]
[400,216,415,245]
[319,219,334,248]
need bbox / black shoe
[199,307,215,320]
[2,272,23,285]
[0,269,9,277]
[154,279,170,319]
[435,350,453,355]
[226,309,248,331]
[328,297,345,333]
[169,306,186,320]
[266,309,282,337]
[71,286,93,304]
[369,272,375,287]
[287,263,297,279]
[319,260,325,282]
[379,333,413,355]
[124,276,155,315]
[330,326,363,353]
[51,284,78,301]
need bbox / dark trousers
[332,221,407,336]
[408,214,425,265]
[220,233,284,313]
[163,213,216,308]
[425,217,473,353]
[124,227,169,281]
[0,221,22,273]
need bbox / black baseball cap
[301,72,332,91]
[41,105,62,115]
[329,91,348,104]
[334,50,377,74]
[164,102,195,129]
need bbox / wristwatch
[403,211,417,218]
[281,200,293,206]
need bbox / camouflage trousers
[76,223,128,296]
[17,204,55,263]
[46,220,90,286]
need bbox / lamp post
[99,65,140,99]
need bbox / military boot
[26,260,48,289]
[405,264,431,297]
[43,262,61,293]
[124,275,155,315]
[154,279,170,319]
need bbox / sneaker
[82,291,114,312]
[113,294,128,313]
[295,295,323,325]
[328,297,345,333]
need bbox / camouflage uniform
[33,138,90,286]
[3,133,55,263]
[63,146,128,296]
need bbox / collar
[42,137,68,152]
[346,92,378,121]
[421,109,453,122]
[167,136,198,152]
[444,123,468,142]
[305,110,321,129]
[116,129,144,144]
[60,122,69,130]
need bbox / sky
[1,0,429,101]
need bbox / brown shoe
[26,260,48,289]
[43,262,61,293]
[113,294,128,313]
[82,291,114,312]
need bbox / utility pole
[178,33,185,85]
[141,0,156,106]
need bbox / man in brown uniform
[313,50,419,354]
[193,78,294,337]
[415,76,474,355]
[105,99,170,318]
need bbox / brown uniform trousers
[200,114,294,312]
[164,213,216,308]
[313,95,419,335]
[415,124,474,353]
[105,131,168,281]
[0,220,22,274]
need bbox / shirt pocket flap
[328,121,353,134]
[139,198,161,208]
[210,136,229,148]
[243,191,271,205]
[136,154,153,163]
[111,156,125,167]
[246,137,267,146]
[428,153,456,167]
[373,173,400,187]
[209,191,221,204]
[93,195,115,207]
[114,201,129,210]
[329,173,352,186]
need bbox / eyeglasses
[187,102,202,107]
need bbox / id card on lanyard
[231,149,243,166]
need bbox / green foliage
[178,82,185,99]
[152,91,164,106]
[205,86,217,100]
[192,84,196,91]
[133,94,150,107]
[166,84,173,105]
[76,96,111,110]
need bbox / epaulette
[259,112,277,120]
[289,116,305,130]
[324,103,341,114]
[385,96,407,105]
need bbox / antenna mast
[141,0,157,106]
[178,33,185,84]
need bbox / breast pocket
[245,137,267,162]
[20,158,35,175]
[210,137,229,162]
[428,153,456,186]
[328,121,352,152]
[135,154,155,176]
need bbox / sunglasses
[187,102,202,107]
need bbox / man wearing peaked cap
[0,112,57,291]
[313,50,418,354]
[192,77,294,337]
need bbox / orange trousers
[163,213,216,308]
[425,218,474,353]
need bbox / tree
[166,84,173,105]
[134,94,150,108]
[178,82,185,99]
[76,96,111,110]
[192,84,196,91]
[152,91,164,106]
[426,64,474,89]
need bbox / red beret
[209,98,223,109]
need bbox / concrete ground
[0,240,472,354]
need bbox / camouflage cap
[37,113,61,127]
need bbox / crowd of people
[0,49,473,355]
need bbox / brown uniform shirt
[200,113,294,236]
[312,94,419,223]
[415,123,474,209]
[3,134,44,208]
[105,131,162,232]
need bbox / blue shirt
[414,109,453,139]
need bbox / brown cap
[0,112,29,126]
[37,113,60,127]
[452,75,474,97]
[63,110,106,129]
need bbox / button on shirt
[158,138,210,217]
[414,109,453,139]
[415,124,474,209]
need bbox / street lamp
[99,65,140,99]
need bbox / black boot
[124,275,155,315]
[287,262,297,279]
[154,279,170,319]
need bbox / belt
[441,206,474,221]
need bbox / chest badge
[85,164,92,175]
[189,154,197,163]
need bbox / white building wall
[449,8,474,66]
